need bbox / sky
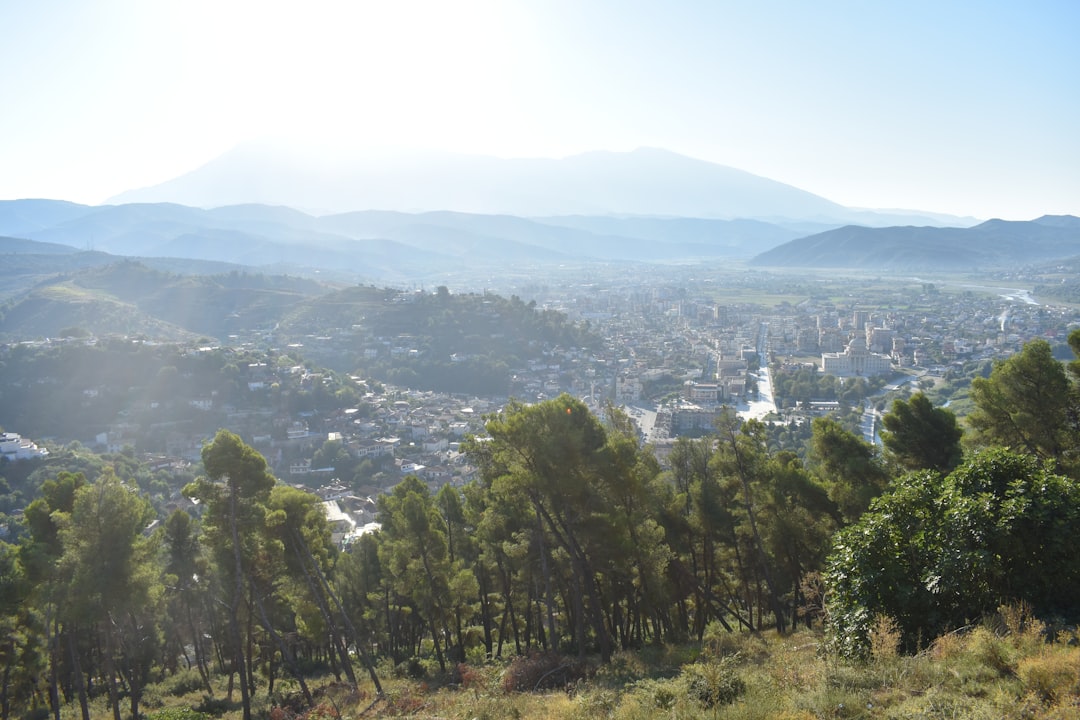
[1,0,1078,220]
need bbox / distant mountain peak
[105,145,936,225]
[1033,214,1080,228]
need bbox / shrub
[869,615,902,662]
[502,650,581,692]
[967,627,1015,677]
[632,678,679,710]
[1017,652,1077,705]
[681,657,746,708]
[299,702,340,720]
[194,694,234,716]
[454,662,484,689]
[383,688,426,715]
[573,688,619,719]
[593,650,648,688]
[997,601,1048,655]
[159,668,207,697]
[145,709,211,720]
[928,630,966,661]
[394,657,429,679]
[702,622,769,662]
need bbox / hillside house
[0,432,49,461]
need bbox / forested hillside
[278,287,600,395]
[2,334,1080,719]
[0,340,359,445]
[0,263,597,397]
[0,262,329,341]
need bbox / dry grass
[869,615,903,663]
[84,607,1080,720]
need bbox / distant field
[694,267,1004,308]
[702,288,809,307]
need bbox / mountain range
[2,199,1077,291]
[109,145,973,227]
[0,199,817,286]
[749,216,1080,270]
[4,145,1075,292]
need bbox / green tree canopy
[880,391,963,473]
[468,394,666,659]
[184,429,279,720]
[60,470,162,720]
[826,449,1080,658]
[966,339,1075,470]
[808,418,888,524]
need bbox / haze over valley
[3,3,1080,719]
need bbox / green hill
[0,261,331,341]
[0,263,597,396]
[275,287,599,395]
[751,215,1080,270]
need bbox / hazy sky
[2,0,1077,219]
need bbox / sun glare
[160,0,529,160]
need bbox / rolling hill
[0,231,251,303]
[0,262,331,342]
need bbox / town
[2,266,1074,548]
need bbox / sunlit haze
[2,0,1077,220]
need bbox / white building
[821,338,893,378]
[319,500,382,547]
[0,432,49,461]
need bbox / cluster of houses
[312,482,382,547]
[0,432,49,461]
[516,273,1078,442]
[7,275,1077,546]
[265,387,501,492]
[765,295,1070,371]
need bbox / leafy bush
[826,450,1080,658]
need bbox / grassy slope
[0,282,201,341]
[131,609,1079,720]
